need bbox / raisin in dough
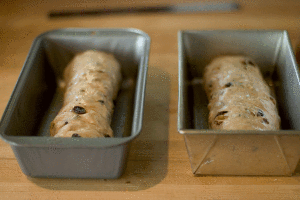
[203,56,280,130]
[50,50,122,137]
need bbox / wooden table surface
[1,0,300,199]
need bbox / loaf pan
[0,28,150,178]
[178,30,300,176]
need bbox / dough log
[50,50,122,138]
[203,56,280,130]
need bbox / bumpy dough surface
[203,56,280,130]
[50,50,122,138]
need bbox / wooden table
[1,0,300,199]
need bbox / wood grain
[0,0,300,199]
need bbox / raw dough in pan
[203,56,280,130]
[50,50,122,138]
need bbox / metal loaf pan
[178,30,300,176]
[0,28,150,178]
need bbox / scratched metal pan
[0,28,150,178]
[178,30,300,176]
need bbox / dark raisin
[241,60,247,65]
[262,118,269,124]
[208,83,213,88]
[126,181,131,184]
[64,121,68,125]
[72,133,81,137]
[80,89,85,92]
[247,60,255,66]
[215,111,228,118]
[98,100,105,104]
[104,134,111,138]
[225,82,233,87]
[72,106,86,114]
[214,120,223,125]
[257,109,264,117]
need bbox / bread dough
[50,50,122,137]
[203,56,280,130]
